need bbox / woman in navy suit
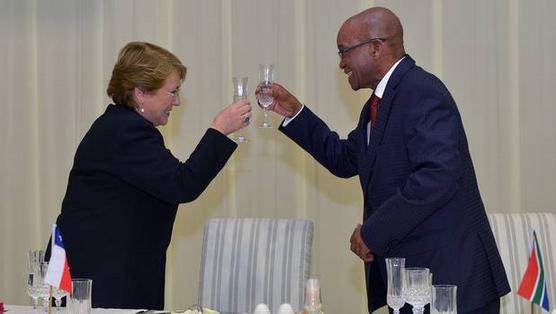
[52,41,251,309]
[258,7,510,314]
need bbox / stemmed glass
[232,76,249,143]
[36,261,50,312]
[403,267,431,314]
[386,258,406,314]
[257,64,274,128]
[26,250,44,310]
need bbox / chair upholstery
[487,212,556,313]
[198,218,313,314]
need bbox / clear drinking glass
[26,250,44,309]
[26,272,39,309]
[232,76,249,143]
[386,258,406,314]
[68,278,92,314]
[403,267,431,314]
[257,64,274,128]
[431,285,457,314]
[36,261,50,312]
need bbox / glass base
[258,122,272,128]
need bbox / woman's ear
[133,87,144,104]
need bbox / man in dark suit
[259,7,510,314]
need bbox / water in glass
[257,64,274,128]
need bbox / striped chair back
[198,218,313,314]
[488,212,556,313]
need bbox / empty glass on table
[386,257,406,314]
[26,250,44,310]
[431,284,457,314]
[403,267,431,314]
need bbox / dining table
[3,305,244,314]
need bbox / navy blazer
[53,104,236,309]
[280,56,510,312]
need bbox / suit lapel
[358,97,373,189]
[362,55,416,188]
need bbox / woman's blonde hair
[107,41,187,108]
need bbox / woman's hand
[210,99,252,135]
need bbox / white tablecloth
[5,305,140,314]
[4,305,232,314]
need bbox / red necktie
[370,94,380,129]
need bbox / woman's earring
[140,107,145,113]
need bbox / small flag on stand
[517,230,550,312]
[44,224,73,294]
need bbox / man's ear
[370,40,382,57]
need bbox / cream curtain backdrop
[1,0,555,313]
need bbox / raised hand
[211,99,252,135]
[255,83,303,118]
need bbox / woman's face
[138,71,181,126]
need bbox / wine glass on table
[232,76,249,143]
[386,257,406,314]
[403,267,431,314]
[26,250,44,310]
[36,261,50,312]
[257,64,274,128]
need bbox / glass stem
[55,298,61,313]
[394,310,400,314]
[32,297,38,309]
[264,108,268,121]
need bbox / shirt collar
[373,56,405,98]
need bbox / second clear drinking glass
[26,250,45,309]
[386,257,406,314]
[68,278,93,314]
[232,76,249,143]
[431,284,457,314]
[257,64,274,128]
[403,267,431,314]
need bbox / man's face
[337,24,378,90]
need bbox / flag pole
[48,286,53,314]
[532,302,535,314]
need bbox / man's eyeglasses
[337,38,387,59]
[163,89,180,98]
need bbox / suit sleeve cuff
[281,104,306,127]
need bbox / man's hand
[350,224,374,262]
[255,83,303,118]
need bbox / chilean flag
[44,224,73,293]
